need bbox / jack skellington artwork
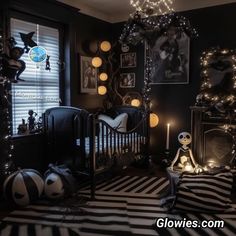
[170,132,198,172]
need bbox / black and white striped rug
[0,175,235,236]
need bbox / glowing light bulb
[92,57,102,68]
[99,73,108,81]
[98,86,107,95]
[131,98,141,107]
[100,41,111,52]
[149,113,159,128]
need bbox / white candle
[166,123,170,150]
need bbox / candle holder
[164,149,171,160]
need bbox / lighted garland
[196,48,236,112]
[0,77,16,178]
[120,11,198,111]
[119,11,198,46]
[143,44,152,109]
[130,0,174,16]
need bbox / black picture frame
[120,73,135,88]
[80,56,97,94]
[120,52,136,68]
[148,27,190,84]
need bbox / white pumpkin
[3,169,44,206]
[44,173,65,199]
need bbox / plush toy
[3,169,44,206]
[1,46,25,82]
[170,132,198,172]
[44,164,76,200]
[45,55,51,71]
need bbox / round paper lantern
[3,169,44,206]
[149,113,159,128]
[131,98,141,107]
[98,85,107,95]
[99,73,108,81]
[92,57,102,68]
[100,41,111,52]
[89,40,98,53]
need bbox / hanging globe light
[99,73,108,81]
[131,98,141,107]
[92,57,102,68]
[149,113,159,128]
[100,41,111,52]
[98,86,107,95]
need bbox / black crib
[43,106,149,199]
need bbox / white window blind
[10,18,60,134]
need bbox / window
[10,18,61,134]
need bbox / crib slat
[138,128,140,152]
[106,124,109,157]
[110,129,113,156]
[102,122,105,156]
[132,132,134,153]
[97,121,100,158]
[127,133,129,145]
[113,129,117,153]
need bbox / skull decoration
[121,43,129,53]
[178,132,192,146]
[170,131,198,172]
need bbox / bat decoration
[210,60,231,71]
[19,32,37,53]
[45,55,51,71]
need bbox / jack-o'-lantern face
[178,132,192,145]
[44,173,64,199]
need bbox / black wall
[0,0,112,169]
[112,3,236,158]
[2,0,112,110]
[2,0,236,163]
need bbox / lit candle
[166,123,170,150]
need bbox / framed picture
[120,73,135,88]
[80,56,97,94]
[120,53,136,68]
[148,26,190,84]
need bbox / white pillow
[98,113,128,133]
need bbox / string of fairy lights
[130,0,174,16]
[119,9,198,110]
[196,47,236,111]
[0,16,15,178]
[0,77,15,177]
